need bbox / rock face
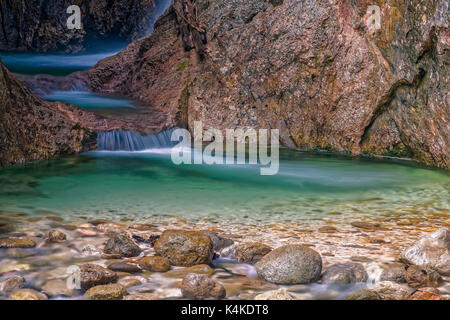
[400,228,450,276]
[0,58,97,167]
[103,233,142,258]
[255,245,322,284]
[154,230,214,267]
[321,263,368,284]
[0,0,170,52]
[181,274,226,300]
[79,263,118,290]
[235,242,272,264]
[77,0,449,169]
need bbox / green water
[0,150,448,224]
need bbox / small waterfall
[97,128,179,151]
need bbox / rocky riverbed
[0,210,448,300]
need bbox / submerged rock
[255,245,322,284]
[321,263,368,284]
[9,289,48,300]
[104,233,142,258]
[400,228,450,276]
[181,274,226,300]
[85,284,127,300]
[138,256,170,272]
[0,237,36,248]
[79,264,118,290]
[154,230,214,267]
[45,230,67,243]
[0,276,26,296]
[235,242,272,264]
[41,279,76,297]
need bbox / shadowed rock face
[0,0,168,52]
[79,0,448,169]
[0,58,98,167]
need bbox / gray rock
[104,233,142,258]
[181,274,226,299]
[255,245,322,284]
[0,276,25,296]
[79,263,118,290]
[321,263,368,284]
[380,265,406,283]
[400,228,450,275]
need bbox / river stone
[371,281,413,300]
[104,233,142,258]
[154,230,214,267]
[400,228,450,276]
[321,263,368,284]
[118,277,144,288]
[380,265,407,283]
[0,237,36,248]
[9,289,48,300]
[45,230,67,243]
[181,274,226,299]
[405,265,442,288]
[201,232,234,251]
[85,283,127,300]
[235,242,272,264]
[165,264,214,278]
[138,256,170,272]
[346,289,381,300]
[79,263,118,290]
[255,245,322,284]
[254,288,295,300]
[107,262,141,273]
[0,276,25,296]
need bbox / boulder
[104,233,142,258]
[400,228,450,275]
[181,274,226,299]
[255,245,322,284]
[79,263,118,290]
[154,230,214,267]
[235,242,272,264]
[321,263,368,284]
[138,256,170,272]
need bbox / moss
[176,61,187,72]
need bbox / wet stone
[85,283,127,300]
[0,237,36,248]
[138,256,170,272]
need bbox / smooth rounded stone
[201,232,234,251]
[405,265,442,288]
[123,293,158,300]
[380,265,406,283]
[107,262,141,273]
[0,276,25,296]
[104,233,142,258]
[400,228,450,275]
[254,288,295,300]
[154,230,213,267]
[138,256,170,272]
[0,237,36,248]
[118,277,144,288]
[41,279,76,297]
[45,230,67,243]
[165,264,214,278]
[9,289,48,300]
[346,289,381,300]
[85,283,127,300]
[79,263,119,290]
[235,242,272,264]
[321,263,368,284]
[371,281,413,300]
[255,245,322,284]
[181,274,226,299]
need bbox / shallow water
[43,91,136,110]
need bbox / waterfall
[97,128,179,151]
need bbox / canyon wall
[0,0,169,52]
[85,0,449,169]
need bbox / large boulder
[321,263,368,284]
[255,245,322,284]
[181,274,226,300]
[154,230,214,267]
[79,264,118,290]
[235,242,272,264]
[400,228,450,276]
[104,233,142,258]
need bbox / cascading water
[97,128,180,151]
